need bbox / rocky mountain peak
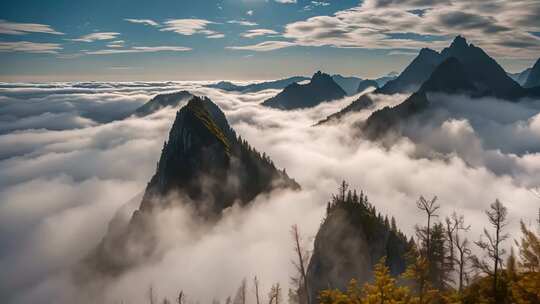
[449,35,468,50]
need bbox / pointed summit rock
[83,96,299,277]
[377,36,525,99]
[440,36,522,99]
[377,48,443,94]
[262,71,346,109]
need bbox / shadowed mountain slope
[262,71,347,110]
[83,96,299,277]
[524,58,540,88]
[331,75,363,96]
[207,76,309,93]
[307,185,411,300]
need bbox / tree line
[124,183,539,304]
[319,186,540,304]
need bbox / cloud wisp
[71,32,120,43]
[0,20,64,35]
[0,41,62,54]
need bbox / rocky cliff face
[82,96,299,277]
[262,71,346,110]
[306,189,410,299]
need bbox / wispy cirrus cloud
[241,29,279,38]
[71,32,120,42]
[106,40,125,48]
[227,20,258,27]
[124,18,159,27]
[303,1,331,11]
[160,19,222,37]
[0,41,62,54]
[85,46,191,55]
[0,20,63,35]
[226,41,295,51]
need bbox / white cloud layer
[0,82,539,304]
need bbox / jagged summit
[262,71,346,110]
[448,35,468,50]
[141,95,299,213]
[84,95,299,276]
[377,47,442,94]
[377,36,525,99]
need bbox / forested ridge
[131,184,540,304]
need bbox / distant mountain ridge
[262,71,347,110]
[356,79,379,93]
[84,96,299,276]
[322,36,539,128]
[508,68,532,86]
[524,58,540,88]
[133,91,193,117]
[331,75,363,95]
[207,76,309,92]
[363,56,478,138]
[317,94,375,125]
[377,36,526,99]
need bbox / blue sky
[0,0,539,81]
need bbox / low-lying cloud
[0,82,539,304]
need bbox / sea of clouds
[0,81,539,304]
